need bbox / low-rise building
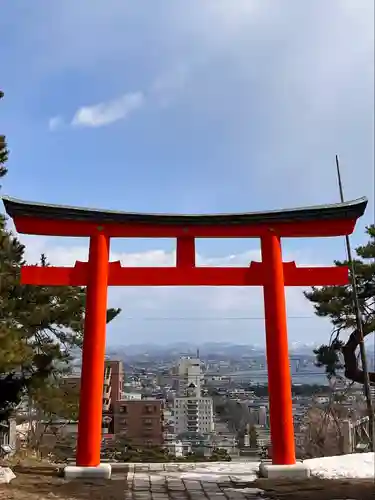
[114,399,164,447]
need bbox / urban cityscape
[13,341,372,462]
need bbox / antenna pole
[335,154,374,452]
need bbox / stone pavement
[125,462,268,499]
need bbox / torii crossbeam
[2,195,367,468]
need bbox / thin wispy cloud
[71,91,144,128]
[48,115,64,131]
[150,64,190,107]
[50,65,190,131]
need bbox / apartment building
[174,395,214,435]
[114,400,164,446]
[103,360,125,411]
[59,361,165,447]
[370,385,375,402]
[62,359,124,403]
[177,357,204,396]
[61,359,124,434]
[174,357,214,436]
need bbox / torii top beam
[1,196,368,239]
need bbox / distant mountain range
[70,341,374,368]
[106,341,322,357]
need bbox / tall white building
[174,395,214,435]
[177,357,203,396]
[173,357,214,435]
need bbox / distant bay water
[226,368,330,385]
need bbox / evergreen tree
[0,91,121,420]
[304,225,375,385]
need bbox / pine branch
[305,225,375,386]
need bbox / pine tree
[304,225,375,385]
[0,91,121,420]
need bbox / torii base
[259,462,311,479]
[64,463,112,480]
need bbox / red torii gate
[2,196,367,468]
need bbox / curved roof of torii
[1,196,368,226]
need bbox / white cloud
[48,115,64,131]
[53,64,189,130]
[71,91,144,128]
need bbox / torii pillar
[262,230,295,464]
[76,233,110,467]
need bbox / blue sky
[1,0,374,345]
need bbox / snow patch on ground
[304,452,374,479]
[130,461,260,483]
[0,467,16,484]
[177,454,375,481]
[180,462,259,482]
[129,453,375,483]
[227,487,265,495]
